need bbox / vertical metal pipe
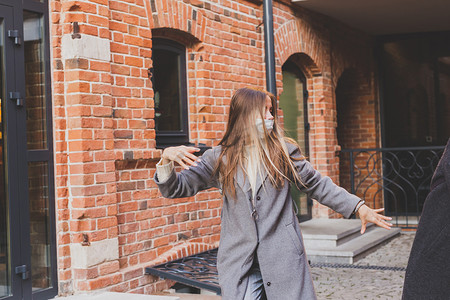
[263,0,277,97]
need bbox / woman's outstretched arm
[288,143,392,233]
[154,146,219,199]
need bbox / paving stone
[312,267,405,299]
[354,232,415,268]
[312,233,415,300]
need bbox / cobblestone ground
[311,233,416,300]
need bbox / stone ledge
[52,292,179,300]
[300,219,401,264]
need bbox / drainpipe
[263,0,277,97]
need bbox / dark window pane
[28,162,52,290]
[153,49,182,132]
[381,34,450,215]
[382,33,450,147]
[24,11,47,150]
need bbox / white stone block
[70,238,118,268]
[61,34,111,62]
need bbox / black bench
[145,248,221,295]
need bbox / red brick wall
[336,69,383,209]
[50,0,378,295]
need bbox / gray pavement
[312,232,415,300]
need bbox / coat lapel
[235,166,251,194]
[235,164,269,196]
[255,167,269,195]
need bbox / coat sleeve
[289,143,360,218]
[154,147,219,198]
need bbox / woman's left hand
[357,205,393,234]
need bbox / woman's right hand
[161,146,201,169]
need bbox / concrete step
[300,219,375,248]
[156,293,221,300]
[52,292,179,300]
[300,219,401,264]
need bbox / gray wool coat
[155,143,360,300]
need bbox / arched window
[152,38,189,146]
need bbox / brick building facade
[48,0,380,296]
[5,0,450,298]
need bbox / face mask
[256,118,274,134]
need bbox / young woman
[154,87,392,300]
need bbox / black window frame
[0,0,57,299]
[152,38,190,147]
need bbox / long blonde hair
[215,87,304,198]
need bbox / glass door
[280,61,312,222]
[23,9,56,296]
[1,3,26,299]
[0,1,56,299]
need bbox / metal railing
[340,146,445,228]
